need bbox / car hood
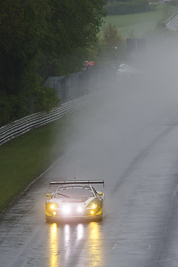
[49,196,95,206]
[62,197,89,203]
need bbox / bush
[171,0,178,6]
[0,93,28,127]
[33,85,60,113]
[105,0,155,15]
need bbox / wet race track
[1,57,178,266]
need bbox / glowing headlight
[50,204,55,210]
[62,205,71,214]
[77,207,83,213]
[87,203,97,209]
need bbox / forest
[106,0,156,15]
[0,0,107,126]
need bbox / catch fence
[0,69,116,146]
[45,70,109,104]
[0,92,99,146]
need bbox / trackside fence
[0,92,99,146]
[166,14,178,30]
[0,68,117,146]
[45,70,105,104]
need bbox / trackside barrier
[45,70,104,104]
[0,92,99,146]
[166,14,178,30]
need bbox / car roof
[56,184,92,191]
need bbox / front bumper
[46,204,102,219]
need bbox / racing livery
[45,180,104,222]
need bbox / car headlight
[77,207,83,213]
[62,204,71,214]
[50,204,56,210]
[87,201,98,210]
[49,203,59,210]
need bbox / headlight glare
[87,202,98,209]
[50,204,55,210]
[62,205,71,214]
[77,207,83,212]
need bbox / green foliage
[0,106,92,213]
[162,2,172,19]
[155,2,176,30]
[0,0,107,126]
[0,93,28,127]
[102,5,168,38]
[101,24,125,61]
[102,24,124,48]
[106,0,156,15]
[33,85,60,113]
[171,0,178,6]
[0,93,14,126]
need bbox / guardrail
[0,92,98,146]
[166,14,178,30]
[45,70,104,104]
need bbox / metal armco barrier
[45,70,104,104]
[166,14,178,30]
[0,68,116,146]
[0,92,99,146]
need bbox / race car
[45,180,104,222]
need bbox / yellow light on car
[53,212,56,216]
[91,204,97,209]
[50,204,55,210]
[91,210,94,215]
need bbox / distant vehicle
[160,0,171,3]
[117,63,140,74]
[45,180,104,222]
[117,64,143,83]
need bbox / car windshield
[55,187,94,198]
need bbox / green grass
[1,4,178,214]
[0,111,83,213]
[0,104,98,213]
[101,5,178,38]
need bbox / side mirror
[97,191,104,199]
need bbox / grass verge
[102,5,178,38]
[0,110,84,214]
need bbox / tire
[46,216,53,223]
[98,214,103,222]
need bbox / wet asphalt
[1,82,178,267]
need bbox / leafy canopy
[0,0,107,126]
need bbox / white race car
[45,180,104,222]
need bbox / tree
[0,0,107,126]
[101,24,125,62]
[102,24,124,49]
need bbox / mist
[47,33,178,200]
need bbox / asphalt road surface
[1,72,178,267]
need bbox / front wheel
[46,216,53,223]
[95,214,103,222]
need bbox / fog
[2,33,178,267]
[47,34,178,197]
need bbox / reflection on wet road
[87,222,105,267]
[48,221,105,267]
[2,63,178,266]
[49,223,58,267]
